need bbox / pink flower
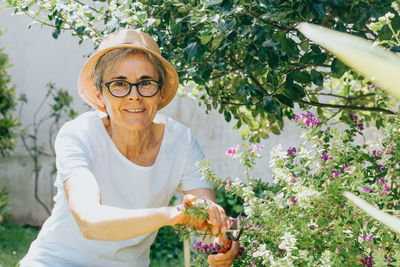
[369,83,375,89]
[294,114,301,122]
[225,144,240,157]
[250,144,264,154]
[332,169,339,178]
[364,187,371,193]
[225,179,231,191]
[335,247,340,253]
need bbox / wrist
[164,206,182,227]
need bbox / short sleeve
[54,121,93,187]
[180,135,213,191]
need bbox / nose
[127,85,141,99]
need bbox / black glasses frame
[104,79,162,98]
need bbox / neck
[104,117,163,160]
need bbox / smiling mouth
[125,108,145,113]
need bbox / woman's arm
[64,173,177,241]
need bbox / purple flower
[376,177,386,184]
[237,246,245,258]
[321,152,330,161]
[369,83,375,89]
[377,165,386,172]
[311,118,320,127]
[287,147,297,156]
[357,123,364,131]
[291,197,297,204]
[374,150,381,157]
[363,234,373,241]
[364,187,371,193]
[194,241,202,252]
[360,256,373,267]
[202,244,209,253]
[294,114,301,122]
[384,183,391,190]
[350,114,359,121]
[382,188,389,195]
[332,169,339,178]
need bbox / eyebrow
[110,75,155,80]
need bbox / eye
[140,80,152,86]
[113,81,126,87]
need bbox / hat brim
[78,43,179,112]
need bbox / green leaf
[224,110,232,122]
[293,71,311,83]
[262,96,277,113]
[310,69,323,86]
[183,42,198,64]
[285,84,305,100]
[331,58,347,78]
[275,94,294,108]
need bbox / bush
[192,112,400,266]
[0,30,18,157]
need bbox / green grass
[0,219,40,267]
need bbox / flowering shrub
[191,112,400,266]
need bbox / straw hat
[78,30,179,112]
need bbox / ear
[94,90,105,108]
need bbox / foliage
[0,187,9,223]
[3,0,400,141]
[190,112,400,266]
[149,226,184,267]
[0,30,19,157]
[0,220,39,267]
[18,82,77,215]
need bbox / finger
[217,233,226,246]
[218,207,228,233]
[226,241,240,257]
[183,194,196,206]
[209,205,221,235]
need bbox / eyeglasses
[104,79,161,98]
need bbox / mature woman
[19,30,238,266]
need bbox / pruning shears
[218,215,244,253]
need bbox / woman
[19,30,238,266]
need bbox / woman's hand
[170,194,230,239]
[207,241,239,267]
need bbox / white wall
[0,10,303,225]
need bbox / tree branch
[229,55,271,95]
[295,99,397,115]
[23,12,71,30]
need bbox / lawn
[0,219,39,267]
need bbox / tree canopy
[4,0,399,141]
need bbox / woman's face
[99,53,161,131]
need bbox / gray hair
[93,48,166,96]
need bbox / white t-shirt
[20,111,212,267]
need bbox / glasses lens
[109,80,130,97]
[138,80,159,96]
